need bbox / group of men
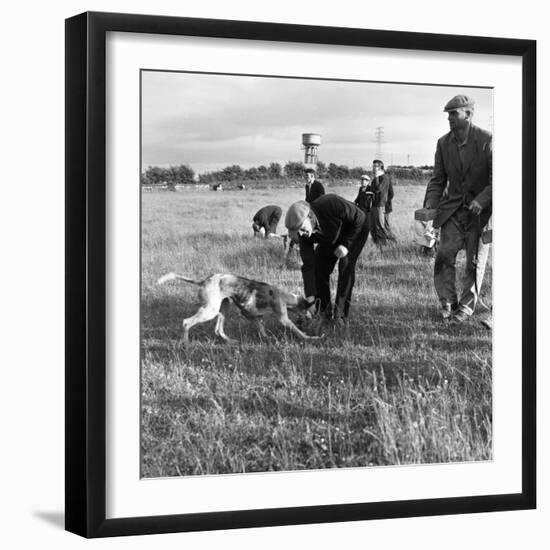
[252,94,492,328]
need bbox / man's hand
[468,200,483,215]
[334,245,349,259]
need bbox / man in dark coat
[371,160,394,212]
[369,160,396,246]
[354,174,374,213]
[424,94,492,322]
[291,167,327,292]
[304,167,325,204]
[285,194,368,320]
[252,205,282,238]
[355,164,396,247]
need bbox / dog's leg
[275,304,321,341]
[182,302,222,346]
[214,298,237,344]
[254,318,268,339]
[280,317,321,340]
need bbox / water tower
[302,133,321,169]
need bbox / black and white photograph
[1,0,546,543]
[140,70,494,478]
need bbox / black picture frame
[65,11,536,538]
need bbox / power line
[374,126,385,161]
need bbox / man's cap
[285,201,311,240]
[360,174,370,181]
[304,167,316,174]
[444,94,475,112]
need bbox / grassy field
[141,184,492,477]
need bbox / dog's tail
[157,272,203,286]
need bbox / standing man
[354,174,374,213]
[304,167,325,204]
[369,160,397,247]
[285,194,368,321]
[424,94,492,323]
[252,205,283,238]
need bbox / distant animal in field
[211,183,223,191]
[157,272,320,345]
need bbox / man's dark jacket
[310,194,366,249]
[354,186,374,213]
[371,173,394,213]
[253,205,282,226]
[424,124,492,228]
[305,179,325,204]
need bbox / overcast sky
[141,70,493,174]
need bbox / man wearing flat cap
[354,174,374,213]
[285,194,368,321]
[423,94,492,323]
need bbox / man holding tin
[424,94,492,323]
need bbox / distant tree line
[387,166,433,180]
[141,164,195,186]
[199,162,284,183]
[141,161,433,185]
[198,161,373,183]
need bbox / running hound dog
[157,272,319,345]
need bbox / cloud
[142,71,493,171]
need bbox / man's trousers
[434,218,491,314]
[313,224,370,319]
